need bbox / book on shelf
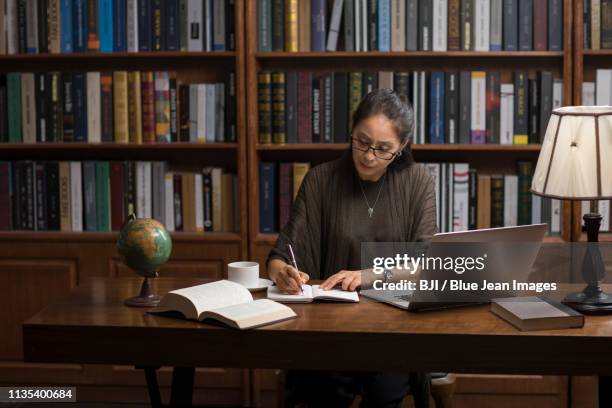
[583,0,612,49]
[149,280,297,329]
[255,0,563,52]
[491,296,584,331]
[0,71,236,144]
[0,0,235,55]
[257,69,560,146]
[267,284,360,303]
[0,160,239,233]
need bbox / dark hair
[350,88,415,168]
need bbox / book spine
[179,0,188,51]
[485,72,501,144]
[25,0,39,53]
[259,162,277,233]
[226,72,236,142]
[100,72,114,142]
[7,73,22,142]
[517,161,533,225]
[452,163,469,232]
[151,0,163,51]
[21,73,36,144]
[211,168,222,232]
[286,72,298,144]
[0,77,7,142]
[292,162,310,200]
[513,71,528,144]
[205,84,215,142]
[163,171,174,231]
[74,0,87,52]
[419,0,432,50]
[35,73,48,143]
[500,83,514,145]
[45,162,60,230]
[49,73,62,142]
[548,0,563,51]
[138,0,152,51]
[468,168,477,230]
[490,175,504,228]
[272,72,286,144]
[278,162,292,230]
[285,0,298,51]
[128,71,143,144]
[215,83,225,142]
[86,0,100,51]
[72,73,88,142]
[348,72,363,129]
[37,0,48,53]
[35,162,47,230]
[166,0,180,51]
[474,0,489,51]
[390,0,405,51]
[332,72,348,143]
[311,0,326,51]
[327,0,344,51]
[258,0,272,51]
[528,79,538,144]
[518,0,533,50]
[460,0,473,50]
[503,174,518,227]
[227,0,235,51]
[429,71,445,144]
[470,71,486,144]
[59,162,71,231]
[299,0,312,51]
[155,71,171,142]
[126,0,138,52]
[377,0,391,52]
[458,71,471,144]
[113,71,129,143]
[178,84,189,141]
[368,0,377,50]
[98,0,113,52]
[489,0,502,51]
[447,0,460,50]
[432,0,447,51]
[204,0,212,51]
[196,84,205,142]
[169,73,178,142]
[602,0,612,49]
[312,73,321,142]
[86,72,101,143]
[533,0,547,51]
[322,74,333,143]
[258,72,272,144]
[110,161,125,231]
[141,72,155,143]
[202,170,212,231]
[297,71,312,143]
[406,0,418,51]
[538,71,553,143]
[271,0,284,51]
[503,0,518,50]
[194,173,203,232]
[592,0,601,50]
[82,161,97,231]
[445,72,458,144]
[95,161,110,231]
[172,173,182,230]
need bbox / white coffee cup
[228,261,260,288]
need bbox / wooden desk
[22,278,612,405]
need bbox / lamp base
[563,290,612,315]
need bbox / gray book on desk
[491,296,584,331]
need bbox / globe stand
[125,276,161,307]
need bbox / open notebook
[149,280,297,329]
[267,285,359,303]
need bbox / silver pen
[286,244,302,294]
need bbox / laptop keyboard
[395,294,412,301]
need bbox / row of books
[257,160,584,234]
[257,0,564,53]
[0,0,235,55]
[0,71,237,144]
[582,0,612,50]
[258,70,562,145]
[0,161,239,233]
[582,69,612,106]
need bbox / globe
[117,215,172,278]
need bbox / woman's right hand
[274,264,309,294]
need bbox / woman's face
[351,114,403,182]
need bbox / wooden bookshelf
[0,1,250,406]
[246,1,577,406]
[571,0,612,243]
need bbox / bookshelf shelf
[0,231,242,243]
[255,51,565,59]
[255,233,566,245]
[582,50,612,56]
[0,142,239,151]
[0,51,236,61]
[256,143,542,152]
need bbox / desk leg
[170,366,195,407]
[139,366,162,408]
[600,376,612,408]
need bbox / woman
[267,89,437,408]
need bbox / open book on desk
[148,280,297,329]
[267,285,359,303]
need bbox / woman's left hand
[319,270,362,292]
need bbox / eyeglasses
[350,137,401,161]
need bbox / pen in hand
[286,244,303,294]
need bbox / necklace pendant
[368,207,374,218]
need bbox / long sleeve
[266,168,323,279]
[407,164,438,242]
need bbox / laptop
[360,224,547,311]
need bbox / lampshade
[531,106,612,200]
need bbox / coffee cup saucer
[245,278,274,292]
